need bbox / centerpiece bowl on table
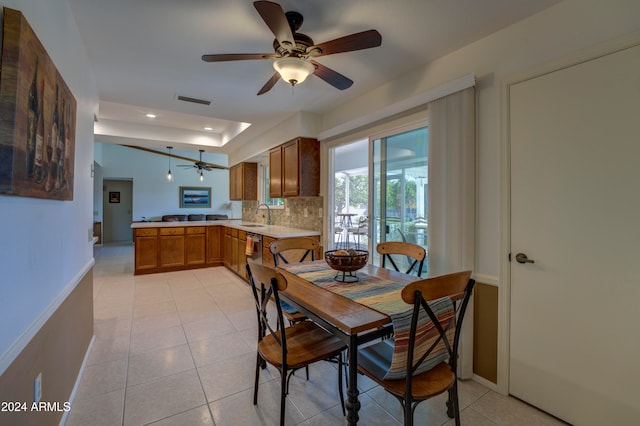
[324,249,369,282]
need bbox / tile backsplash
[242,197,323,234]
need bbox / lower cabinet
[133,225,318,279]
[134,225,224,275]
[186,227,206,266]
[236,230,247,279]
[207,226,224,264]
[135,228,159,271]
[262,236,276,266]
[160,227,185,268]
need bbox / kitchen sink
[241,224,265,228]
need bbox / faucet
[255,203,272,225]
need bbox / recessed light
[146,113,156,118]
[204,127,213,131]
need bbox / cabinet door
[236,235,247,278]
[230,164,242,200]
[282,140,300,197]
[207,226,223,264]
[224,232,233,267]
[269,147,283,198]
[135,236,158,271]
[262,236,276,266]
[159,228,185,267]
[160,235,185,267]
[186,230,206,266]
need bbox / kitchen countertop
[130,220,319,239]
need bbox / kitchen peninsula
[131,220,320,276]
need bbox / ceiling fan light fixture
[273,57,315,86]
[199,171,204,182]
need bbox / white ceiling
[67,0,560,155]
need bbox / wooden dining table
[277,261,418,425]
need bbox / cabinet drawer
[186,226,205,235]
[238,230,247,240]
[135,228,158,237]
[160,227,184,236]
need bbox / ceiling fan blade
[308,29,382,57]
[257,72,281,95]
[202,53,278,62]
[254,1,294,48]
[310,61,353,90]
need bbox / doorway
[103,179,133,243]
[508,43,640,425]
[329,139,369,250]
[371,125,428,272]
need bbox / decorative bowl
[324,249,369,282]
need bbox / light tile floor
[65,243,566,426]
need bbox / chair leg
[405,398,413,426]
[447,382,461,425]
[338,354,346,416]
[280,368,287,426]
[254,353,261,405]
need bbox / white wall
[95,143,233,220]
[0,0,98,372]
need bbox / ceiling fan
[202,0,382,95]
[176,149,213,180]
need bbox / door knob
[515,253,535,264]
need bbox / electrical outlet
[34,373,42,403]
[304,208,308,217]
[319,207,323,218]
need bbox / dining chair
[246,260,347,426]
[347,215,369,249]
[376,241,426,277]
[357,271,475,426]
[269,237,319,324]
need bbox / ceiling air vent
[176,95,211,106]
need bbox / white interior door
[509,44,640,425]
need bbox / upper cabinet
[269,137,319,198]
[230,162,257,200]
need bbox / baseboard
[59,335,95,426]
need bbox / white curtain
[427,86,475,377]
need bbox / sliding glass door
[371,125,428,273]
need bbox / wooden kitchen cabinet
[269,146,283,198]
[230,162,258,200]
[159,227,185,268]
[236,230,247,279]
[269,137,319,198]
[135,228,158,271]
[224,227,237,270]
[262,236,276,266]
[207,226,224,265]
[186,226,206,266]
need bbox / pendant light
[199,170,204,182]
[166,146,173,181]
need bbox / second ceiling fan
[202,1,382,95]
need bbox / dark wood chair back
[376,241,426,276]
[270,237,319,266]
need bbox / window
[259,164,284,207]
